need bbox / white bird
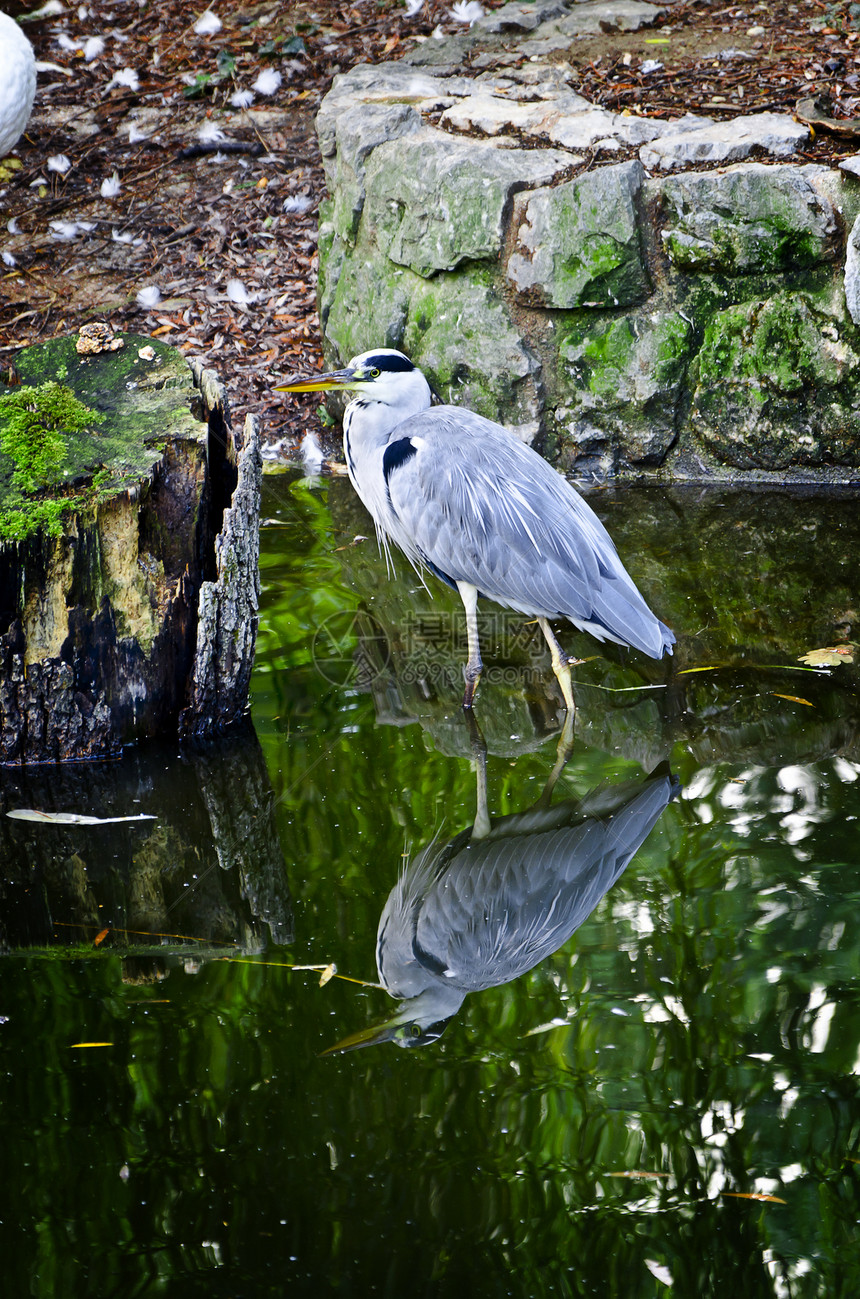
[0,13,37,159]
[277,349,675,711]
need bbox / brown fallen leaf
[69,1042,114,1049]
[93,928,110,947]
[319,963,336,987]
[797,646,854,667]
[721,1191,786,1204]
[771,693,813,707]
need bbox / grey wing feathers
[385,407,673,658]
[410,771,676,991]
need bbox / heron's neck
[343,384,432,457]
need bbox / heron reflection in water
[326,739,679,1053]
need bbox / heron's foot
[537,616,577,715]
[462,658,483,710]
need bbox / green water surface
[1,474,859,1298]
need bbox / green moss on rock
[403,271,541,430]
[551,309,694,471]
[323,239,415,363]
[655,164,839,276]
[507,162,649,310]
[691,292,860,468]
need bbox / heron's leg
[462,710,491,840]
[456,581,482,709]
[534,709,576,809]
[537,616,576,715]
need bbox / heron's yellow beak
[320,1017,403,1055]
[274,366,358,394]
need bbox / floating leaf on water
[771,693,813,707]
[68,1042,114,1049]
[319,963,336,987]
[93,928,110,947]
[644,1259,673,1286]
[606,1170,670,1179]
[721,1191,786,1204]
[524,1017,568,1037]
[797,645,854,667]
[7,810,156,825]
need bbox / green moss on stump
[0,382,107,540]
[0,332,202,543]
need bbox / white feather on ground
[252,68,281,96]
[107,67,139,91]
[136,284,161,308]
[193,10,222,36]
[84,37,106,63]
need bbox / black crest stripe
[366,353,415,373]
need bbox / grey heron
[325,760,679,1051]
[277,349,675,711]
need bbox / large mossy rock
[0,332,261,764]
[314,41,860,481]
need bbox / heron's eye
[369,368,380,378]
[410,1025,421,1038]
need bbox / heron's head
[322,1009,454,1055]
[276,348,432,410]
[321,984,463,1054]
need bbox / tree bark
[0,332,260,763]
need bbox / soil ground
[1,0,858,454]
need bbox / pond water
[1,473,859,1297]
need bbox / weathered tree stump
[0,330,260,763]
